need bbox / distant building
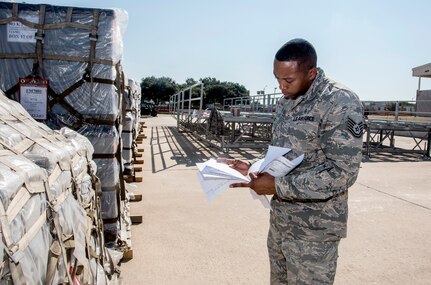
[412,63,431,117]
[363,101,387,114]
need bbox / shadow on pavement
[363,152,431,163]
[149,126,263,173]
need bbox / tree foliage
[140,76,178,104]
[140,76,249,107]
[201,77,249,106]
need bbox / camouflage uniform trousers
[267,211,340,285]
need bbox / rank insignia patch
[347,116,364,138]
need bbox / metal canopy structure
[412,63,431,78]
[170,87,274,152]
[169,80,431,157]
[364,120,431,158]
[413,63,431,92]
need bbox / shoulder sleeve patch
[347,115,364,138]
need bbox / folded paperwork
[196,146,304,208]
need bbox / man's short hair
[275,39,317,70]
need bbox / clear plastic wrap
[131,80,142,138]
[0,154,53,284]
[122,148,132,164]
[122,79,141,176]
[60,127,94,159]
[0,1,130,279]
[0,2,128,134]
[100,187,119,220]
[0,4,128,234]
[79,124,120,154]
[121,112,133,164]
[124,79,135,111]
[0,3,128,101]
[0,91,121,283]
[94,158,120,188]
[103,221,119,245]
[123,112,134,132]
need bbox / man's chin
[283,92,297,99]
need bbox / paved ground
[120,114,431,285]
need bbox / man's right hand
[216,158,251,176]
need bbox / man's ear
[308,67,317,80]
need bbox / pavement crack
[357,182,431,211]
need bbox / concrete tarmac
[120,114,431,285]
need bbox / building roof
[412,63,431,77]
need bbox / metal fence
[169,87,431,156]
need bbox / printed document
[196,146,304,207]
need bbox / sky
[16,0,431,101]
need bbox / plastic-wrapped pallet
[122,79,141,175]
[121,111,134,175]
[121,80,133,175]
[0,1,129,246]
[0,92,122,284]
[59,127,123,285]
[129,79,142,140]
[0,151,58,284]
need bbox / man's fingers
[217,158,234,164]
[249,172,259,179]
[229,182,250,188]
[218,158,240,169]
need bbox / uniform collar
[305,67,325,100]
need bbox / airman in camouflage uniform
[227,39,363,284]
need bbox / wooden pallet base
[134,166,142,172]
[131,215,143,224]
[130,194,142,202]
[137,148,144,152]
[134,152,143,157]
[125,176,143,183]
[134,159,144,164]
[121,249,133,261]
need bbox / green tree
[177,77,198,90]
[385,102,396,111]
[140,76,249,107]
[200,77,249,106]
[140,76,178,104]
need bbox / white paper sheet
[196,146,303,207]
[257,145,291,173]
[249,189,271,209]
[264,154,304,177]
[197,172,243,201]
[199,159,249,181]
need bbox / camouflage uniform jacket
[272,68,364,242]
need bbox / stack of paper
[196,146,304,208]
